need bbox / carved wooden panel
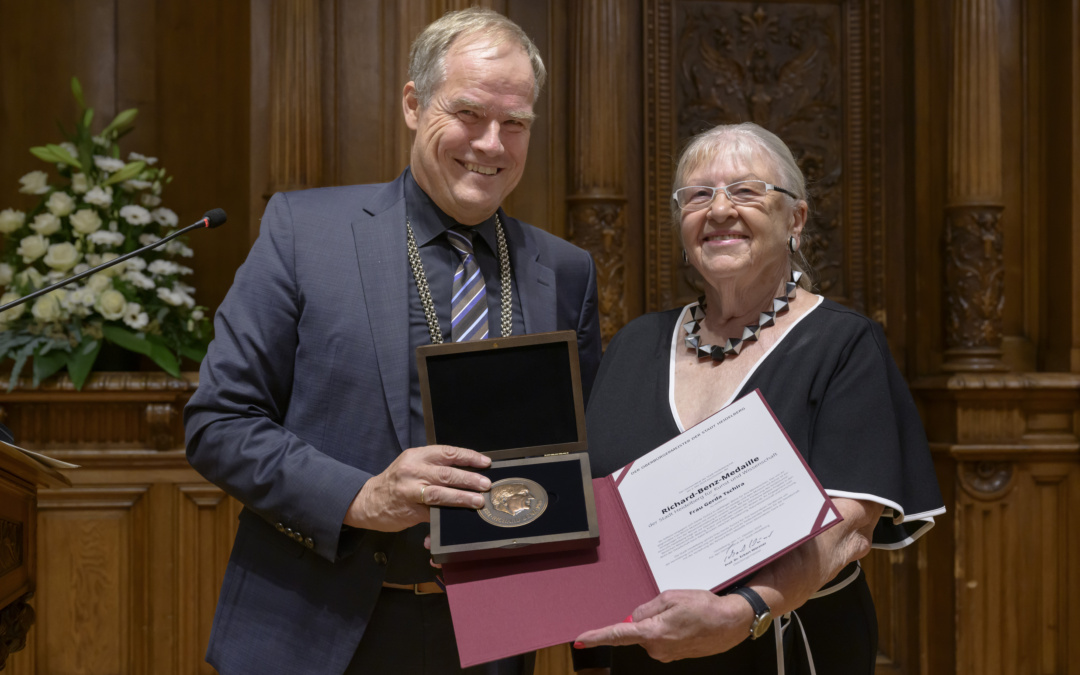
[645,0,888,324]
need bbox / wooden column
[943,0,1006,371]
[267,0,323,196]
[566,1,629,346]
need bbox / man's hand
[344,445,492,532]
[573,590,754,662]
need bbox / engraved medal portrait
[478,478,548,528]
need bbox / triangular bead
[773,297,789,314]
[723,337,743,355]
[684,334,700,349]
[710,347,726,362]
[690,305,706,321]
[696,344,715,359]
[759,312,776,328]
[785,281,798,299]
[792,270,803,285]
[683,319,701,334]
[742,325,760,342]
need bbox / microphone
[0,208,227,315]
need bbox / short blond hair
[408,7,546,107]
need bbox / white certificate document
[612,390,841,593]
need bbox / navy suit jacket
[184,173,602,674]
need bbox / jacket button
[275,522,285,533]
[374,551,388,565]
[291,531,302,542]
[305,537,314,549]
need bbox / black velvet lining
[439,459,590,546]
[425,342,579,452]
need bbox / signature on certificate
[722,529,775,565]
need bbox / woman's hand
[573,589,754,662]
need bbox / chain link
[406,215,513,345]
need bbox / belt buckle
[413,583,438,596]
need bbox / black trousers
[346,587,534,674]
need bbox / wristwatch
[728,586,773,639]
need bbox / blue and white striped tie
[447,227,490,342]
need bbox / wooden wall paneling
[643,0,890,320]
[567,0,631,344]
[1041,0,1080,372]
[941,0,1007,373]
[32,485,149,674]
[177,485,242,675]
[268,0,323,195]
[502,0,563,238]
[0,0,116,214]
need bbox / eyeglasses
[672,180,797,211]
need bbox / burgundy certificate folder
[443,390,842,668]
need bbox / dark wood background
[1,0,1078,673]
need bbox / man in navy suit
[185,8,601,674]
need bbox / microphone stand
[0,208,227,443]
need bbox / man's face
[403,36,536,225]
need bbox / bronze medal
[478,478,548,528]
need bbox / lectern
[0,441,70,668]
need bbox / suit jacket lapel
[352,180,410,453]
[504,215,556,334]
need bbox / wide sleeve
[184,192,373,562]
[807,318,945,549]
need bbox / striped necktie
[447,227,490,342]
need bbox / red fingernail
[573,641,585,649]
[623,615,634,623]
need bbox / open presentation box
[417,330,599,563]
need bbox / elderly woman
[573,123,944,674]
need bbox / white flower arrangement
[0,77,211,390]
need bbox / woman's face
[679,151,806,291]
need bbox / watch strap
[728,586,772,639]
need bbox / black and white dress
[583,296,945,674]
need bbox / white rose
[18,171,49,195]
[59,142,78,157]
[16,267,44,289]
[0,292,25,324]
[0,209,25,234]
[31,290,66,322]
[16,234,48,263]
[43,242,81,271]
[71,173,89,194]
[46,191,75,217]
[96,289,127,320]
[84,186,113,208]
[87,230,125,247]
[86,273,112,293]
[30,212,61,235]
[93,155,126,173]
[151,208,178,227]
[192,309,205,321]
[0,263,12,287]
[92,135,109,147]
[120,205,152,225]
[97,252,123,277]
[138,233,160,246]
[141,194,162,208]
[125,257,147,271]
[70,208,103,234]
